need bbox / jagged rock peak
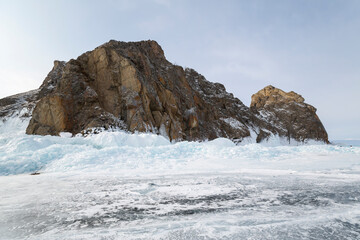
[251,85,305,109]
[98,39,166,60]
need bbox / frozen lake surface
[1,170,360,240]
[0,117,360,239]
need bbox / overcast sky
[0,0,359,140]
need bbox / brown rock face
[25,40,256,141]
[8,39,328,144]
[250,85,328,143]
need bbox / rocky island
[0,40,328,143]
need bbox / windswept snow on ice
[1,169,360,240]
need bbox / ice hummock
[0,114,359,176]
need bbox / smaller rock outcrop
[250,85,328,143]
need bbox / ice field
[1,117,360,239]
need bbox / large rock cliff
[0,40,328,143]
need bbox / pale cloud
[153,0,171,7]
[208,43,280,84]
[138,15,171,34]
[0,70,41,97]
